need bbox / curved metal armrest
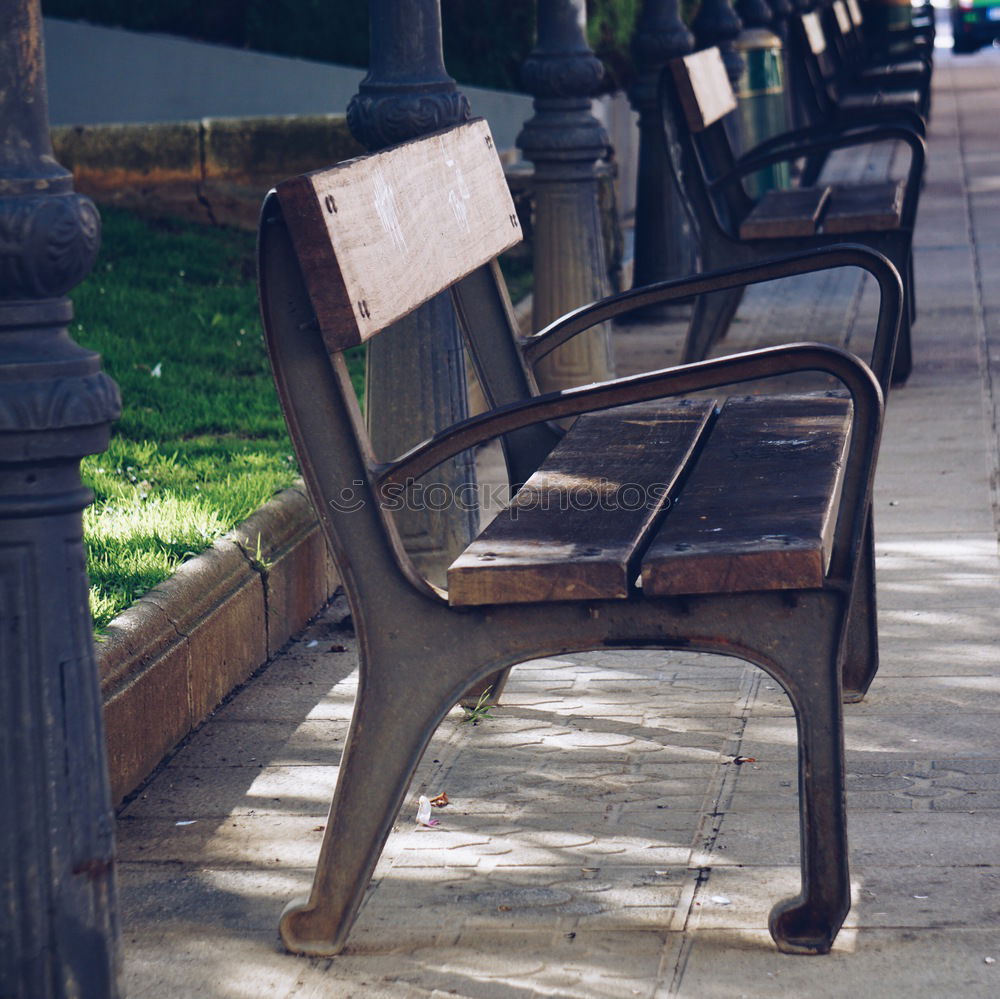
[832,101,926,137]
[720,125,925,187]
[744,117,924,163]
[522,244,903,390]
[378,342,884,580]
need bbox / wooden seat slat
[640,395,852,596]
[822,180,905,233]
[858,60,927,80]
[739,186,833,239]
[837,88,922,110]
[447,399,716,605]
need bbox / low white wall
[43,17,638,217]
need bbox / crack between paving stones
[954,61,1000,551]
[658,663,762,996]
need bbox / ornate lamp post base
[1,3,123,996]
[347,0,476,582]
[517,0,615,392]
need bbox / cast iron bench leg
[842,510,879,703]
[768,608,851,955]
[683,286,746,363]
[278,655,458,957]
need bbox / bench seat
[837,87,923,112]
[822,180,906,234]
[739,180,906,241]
[448,394,851,604]
[739,187,833,239]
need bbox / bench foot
[280,896,348,957]
[769,620,851,955]
[768,895,847,955]
[277,662,463,957]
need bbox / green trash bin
[735,28,791,198]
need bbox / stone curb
[97,483,339,805]
[52,113,364,230]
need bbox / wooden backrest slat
[802,12,828,56]
[671,48,738,132]
[275,118,521,352]
[833,1,852,36]
[846,0,864,27]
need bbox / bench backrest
[802,11,829,57]
[669,47,738,133]
[258,119,558,598]
[832,1,853,37]
[663,49,752,236]
[788,11,843,124]
[274,119,521,353]
[846,0,864,29]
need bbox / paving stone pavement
[117,46,1000,998]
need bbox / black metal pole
[0,2,123,996]
[516,0,614,392]
[737,0,776,29]
[626,0,695,310]
[347,0,477,583]
[692,0,746,87]
[767,0,795,40]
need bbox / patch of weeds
[461,686,496,725]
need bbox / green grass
[73,208,359,629]
[75,207,526,631]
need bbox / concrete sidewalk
[116,49,1000,998]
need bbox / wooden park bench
[822,1,932,118]
[660,46,925,381]
[257,119,904,958]
[791,10,929,130]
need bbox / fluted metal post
[347,0,476,582]
[767,0,795,40]
[738,0,776,30]
[517,0,614,393]
[0,2,123,996]
[692,0,746,88]
[626,0,696,309]
[787,0,818,126]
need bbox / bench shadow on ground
[117,541,1000,997]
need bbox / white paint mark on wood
[372,166,407,252]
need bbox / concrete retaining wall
[52,114,365,229]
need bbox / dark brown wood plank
[739,186,833,239]
[670,49,738,132]
[838,88,921,110]
[822,180,905,233]
[640,394,852,597]
[447,399,717,606]
[276,119,521,353]
[857,61,927,81]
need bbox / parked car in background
[952,0,1000,52]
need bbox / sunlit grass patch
[74,209,330,629]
